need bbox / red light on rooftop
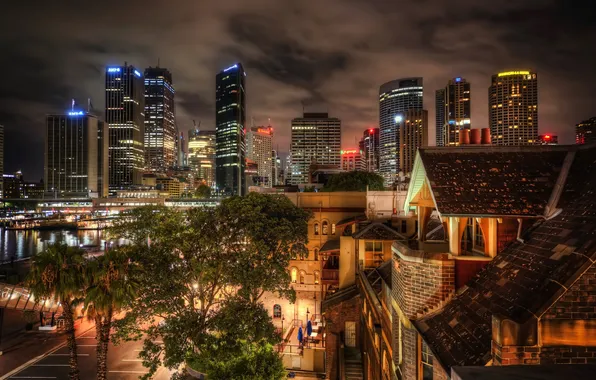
[369,129,374,133]
[544,135,551,139]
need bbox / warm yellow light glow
[498,71,531,77]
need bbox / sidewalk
[0,311,96,377]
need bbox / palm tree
[27,243,86,380]
[85,248,139,380]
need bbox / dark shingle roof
[353,222,406,240]
[336,214,367,227]
[319,239,341,253]
[415,145,596,370]
[419,146,568,216]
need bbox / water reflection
[0,228,106,262]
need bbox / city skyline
[1,1,595,179]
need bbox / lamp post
[306,308,310,348]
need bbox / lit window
[314,248,319,261]
[314,223,319,235]
[299,271,306,284]
[322,221,329,235]
[314,271,320,284]
[291,268,297,283]
[331,224,336,235]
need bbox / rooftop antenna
[71,99,75,111]
[268,117,271,126]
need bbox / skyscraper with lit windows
[489,70,538,145]
[144,67,175,172]
[436,77,471,146]
[105,64,145,190]
[187,129,216,187]
[215,63,246,196]
[246,126,273,187]
[379,78,423,185]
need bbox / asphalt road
[4,328,174,379]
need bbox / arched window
[291,268,297,283]
[331,223,336,235]
[314,271,320,284]
[299,271,306,284]
[314,223,319,235]
[273,304,282,318]
[314,248,319,261]
[322,221,329,235]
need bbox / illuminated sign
[257,127,273,135]
[341,149,359,155]
[223,64,238,72]
[455,77,462,82]
[544,135,551,139]
[107,67,120,73]
[497,71,530,77]
[134,70,141,77]
[68,111,84,116]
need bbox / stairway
[344,347,364,380]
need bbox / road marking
[31,364,70,367]
[49,353,89,356]
[108,371,149,374]
[121,359,143,362]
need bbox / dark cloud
[0,0,594,178]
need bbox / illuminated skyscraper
[246,126,273,187]
[290,113,341,185]
[105,64,145,190]
[576,117,596,145]
[144,67,175,172]
[0,124,3,198]
[436,77,471,146]
[379,78,423,185]
[361,128,380,172]
[215,63,246,196]
[341,149,365,171]
[45,110,108,197]
[489,70,538,145]
[399,110,428,174]
[187,129,216,187]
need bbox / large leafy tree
[110,194,309,378]
[26,244,86,380]
[323,171,385,191]
[84,247,140,380]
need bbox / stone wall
[324,295,360,380]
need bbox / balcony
[321,269,339,284]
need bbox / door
[345,321,356,347]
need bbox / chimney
[470,129,481,145]
[481,128,492,145]
[459,129,470,145]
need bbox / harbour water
[0,228,106,263]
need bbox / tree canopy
[323,171,385,191]
[110,193,310,379]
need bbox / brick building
[391,144,596,379]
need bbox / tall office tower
[177,131,187,167]
[341,149,365,171]
[361,128,380,172]
[290,112,341,185]
[489,70,538,145]
[271,149,280,186]
[246,126,273,187]
[379,78,423,185]
[0,124,4,198]
[187,129,216,187]
[45,110,108,198]
[215,63,246,196]
[435,89,445,146]
[399,110,429,174]
[105,64,145,190]
[576,117,596,144]
[436,77,471,146]
[144,67,175,172]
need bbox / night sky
[1,0,595,180]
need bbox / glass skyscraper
[144,67,175,172]
[187,129,216,187]
[489,70,538,145]
[215,63,246,196]
[378,78,423,185]
[436,77,471,146]
[105,64,145,190]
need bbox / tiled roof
[353,222,406,240]
[419,146,568,216]
[319,239,341,253]
[415,145,596,370]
